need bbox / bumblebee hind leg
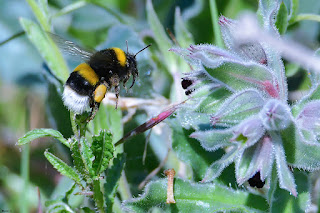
[87,102,100,122]
[115,84,120,109]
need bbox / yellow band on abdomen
[74,63,99,86]
[111,47,126,67]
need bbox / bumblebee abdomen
[65,63,98,96]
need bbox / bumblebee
[51,34,151,120]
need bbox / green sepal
[276,2,288,35]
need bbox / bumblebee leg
[123,75,129,93]
[115,84,120,109]
[87,102,100,122]
[130,71,137,88]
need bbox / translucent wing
[48,32,95,61]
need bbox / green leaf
[204,61,275,92]
[282,124,320,171]
[169,119,224,180]
[25,0,50,31]
[71,138,90,181]
[92,130,114,177]
[146,0,176,73]
[123,178,268,212]
[18,128,69,148]
[91,105,123,143]
[174,8,194,48]
[104,153,126,213]
[270,170,310,212]
[93,179,105,212]
[44,151,82,185]
[79,137,95,177]
[276,2,288,35]
[19,18,69,82]
[288,0,299,24]
[285,63,300,77]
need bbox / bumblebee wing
[48,32,95,61]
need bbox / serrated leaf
[169,119,224,180]
[18,128,69,148]
[276,2,288,35]
[19,18,69,82]
[104,153,126,212]
[123,178,268,212]
[270,170,310,212]
[79,137,95,177]
[92,130,114,177]
[70,138,90,181]
[44,151,82,185]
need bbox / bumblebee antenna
[126,40,129,54]
[134,44,152,57]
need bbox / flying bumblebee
[50,33,151,121]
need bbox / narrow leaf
[169,119,224,180]
[270,170,311,212]
[92,179,105,212]
[19,18,69,82]
[18,128,69,148]
[104,153,126,213]
[44,151,81,185]
[174,7,194,48]
[203,146,239,182]
[271,132,297,196]
[276,2,288,35]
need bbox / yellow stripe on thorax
[74,63,99,86]
[111,47,126,67]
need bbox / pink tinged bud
[259,99,292,130]
[296,100,320,132]
[219,16,268,65]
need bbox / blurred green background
[0,0,320,212]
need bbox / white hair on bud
[62,86,90,113]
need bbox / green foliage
[123,178,268,212]
[18,128,69,147]
[44,151,82,185]
[10,0,320,212]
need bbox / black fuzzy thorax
[88,49,129,84]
